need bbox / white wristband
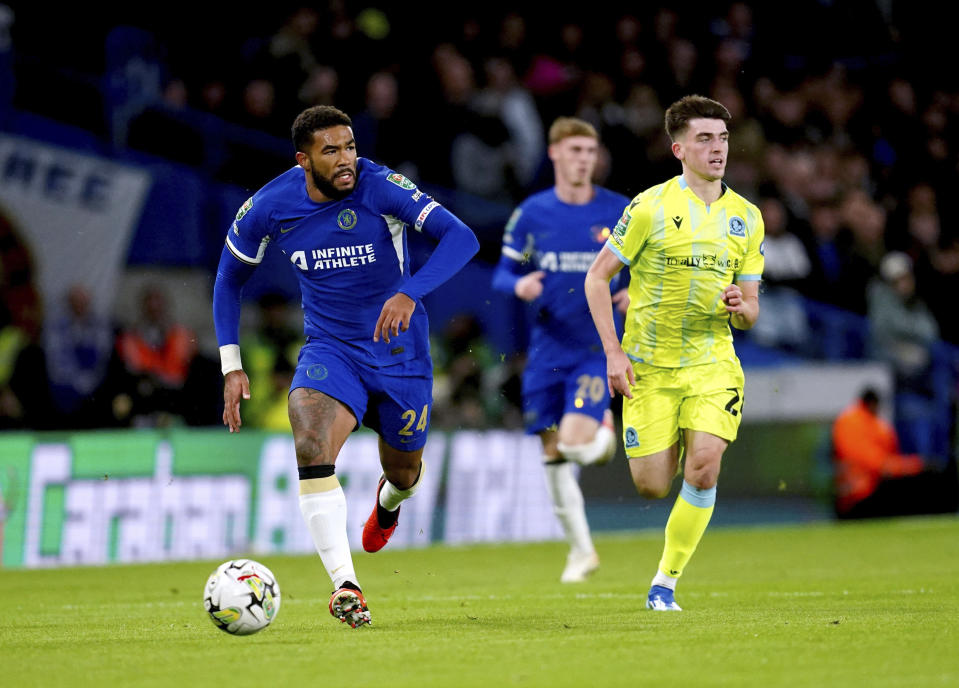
[219,344,243,375]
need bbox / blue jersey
[226,158,462,368]
[493,187,629,371]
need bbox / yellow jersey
[606,175,764,368]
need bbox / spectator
[756,196,813,293]
[832,387,956,518]
[297,65,340,110]
[351,71,415,174]
[868,251,939,396]
[236,78,284,132]
[923,235,959,344]
[0,216,49,430]
[441,51,522,205]
[430,313,496,429]
[495,11,534,82]
[0,295,51,430]
[713,84,765,197]
[607,14,646,94]
[256,354,297,432]
[239,293,301,430]
[806,200,844,301]
[267,6,321,91]
[115,284,197,426]
[417,44,477,188]
[748,196,812,352]
[0,309,28,428]
[474,56,545,191]
[835,189,886,313]
[44,284,119,428]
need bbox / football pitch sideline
[2,515,957,688]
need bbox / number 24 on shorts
[399,404,429,435]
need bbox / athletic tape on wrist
[219,344,243,375]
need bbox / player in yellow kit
[584,94,764,610]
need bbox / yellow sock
[658,481,716,578]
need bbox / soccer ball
[203,559,281,635]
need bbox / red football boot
[362,477,399,552]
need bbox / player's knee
[293,435,331,465]
[634,478,671,500]
[384,466,419,491]
[382,455,424,491]
[556,441,586,463]
[684,463,719,489]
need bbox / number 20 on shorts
[575,375,606,407]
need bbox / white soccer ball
[203,559,281,635]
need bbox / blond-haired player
[493,117,629,582]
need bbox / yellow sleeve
[738,205,765,281]
[606,195,650,265]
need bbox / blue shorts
[521,355,610,434]
[290,339,433,451]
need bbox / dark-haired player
[213,105,478,627]
[586,95,764,611]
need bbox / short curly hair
[291,106,353,153]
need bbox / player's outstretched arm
[400,208,479,302]
[585,247,633,398]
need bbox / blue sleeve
[213,243,257,346]
[491,253,525,295]
[226,195,272,265]
[370,167,479,300]
[399,205,479,300]
[491,206,532,295]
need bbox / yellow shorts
[621,357,745,458]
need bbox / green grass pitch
[2,515,957,687]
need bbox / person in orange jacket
[832,387,929,518]
[114,284,198,425]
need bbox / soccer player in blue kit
[213,106,478,628]
[492,117,629,582]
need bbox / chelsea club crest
[337,209,357,230]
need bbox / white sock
[652,570,678,591]
[557,423,616,465]
[544,460,594,555]
[379,460,425,512]
[299,483,358,590]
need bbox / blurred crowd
[2,1,959,437]
[0,272,222,430]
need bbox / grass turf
[2,515,957,688]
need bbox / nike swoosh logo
[279,224,298,233]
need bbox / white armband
[219,344,243,375]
